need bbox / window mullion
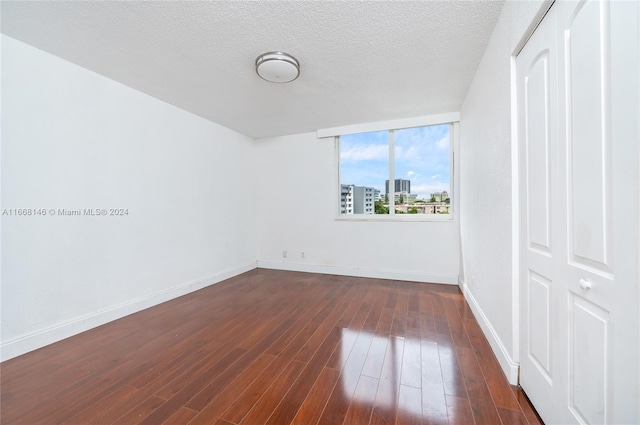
[389,129,395,215]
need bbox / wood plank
[138,347,247,424]
[153,303,295,401]
[456,347,502,425]
[511,386,544,425]
[445,395,475,425]
[265,286,338,356]
[421,341,448,425]
[290,367,340,425]
[462,317,521,410]
[400,337,422,388]
[264,326,345,425]
[376,306,397,336]
[370,336,405,425]
[362,289,388,332]
[347,290,377,331]
[186,353,276,425]
[0,270,544,425]
[64,384,138,425]
[293,305,344,363]
[162,407,198,425]
[112,395,165,425]
[185,314,302,411]
[396,384,423,425]
[418,293,436,337]
[237,360,307,424]
[343,375,378,425]
[317,330,375,425]
[497,406,529,425]
[325,328,358,371]
[219,296,361,423]
[87,383,167,425]
[443,297,472,349]
[219,355,306,424]
[334,285,369,329]
[390,292,410,337]
[361,335,389,379]
[438,344,467,397]
[406,310,423,339]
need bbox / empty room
[1,1,638,424]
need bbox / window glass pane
[339,130,389,215]
[394,124,451,215]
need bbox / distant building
[373,189,381,201]
[394,203,450,214]
[394,191,417,204]
[341,184,375,214]
[340,184,353,214]
[433,204,450,214]
[385,179,411,194]
[431,191,450,202]
[353,186,375,214]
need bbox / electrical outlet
[282,250,287,258]
[301,252,305,258]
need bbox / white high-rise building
[341,184,375,214]
[340,184,353,214]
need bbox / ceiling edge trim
[316,112,461,138]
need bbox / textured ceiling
[1,1,505,139]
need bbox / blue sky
[340,124,450,200]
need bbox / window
[338,123,453,219]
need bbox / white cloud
[431,174,441,179]
[340,144,388,161]
[394,145,419,161]
[435,135,449,151]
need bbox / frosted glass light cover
[255,52,300,83]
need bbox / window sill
[335,214,454,222]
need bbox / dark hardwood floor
[1,269,543,424]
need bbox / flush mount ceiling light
[255,51,300,83]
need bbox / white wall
[0,35,256,361]
[255,131,460,284]
[459,0,547,383]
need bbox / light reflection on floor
[336,328,453,422]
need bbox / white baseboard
[257,260,458,285]
[461,280,520,384]
[0,262,257,362]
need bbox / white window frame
[320,113,459,222]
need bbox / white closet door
[518,1,639,424]
[517,5,564,422]
[556,1,639,423]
